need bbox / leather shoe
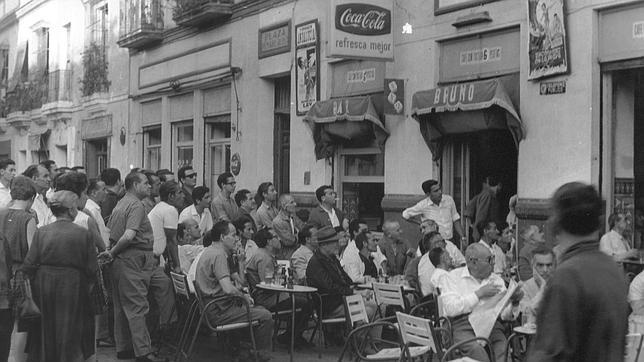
[116,350,135,359]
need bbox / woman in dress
[0,176,37,362]
[21,190,97,362]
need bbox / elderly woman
[21,191,97,362]
[0,176,37,362]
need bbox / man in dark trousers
[464,176,502,242]
[528,182,628,362]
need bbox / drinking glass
[265,271,274,285]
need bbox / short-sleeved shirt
[148,201,179,256]
[195,243,230,299]
[179,205,213,237]
[211,191,240,222]
[107,193,153,250]
[401,195,460,240]
[256,202,278,229]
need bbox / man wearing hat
[306,226,378,344]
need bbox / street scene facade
[0,0,643,361]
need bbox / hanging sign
[295,20,319,115]
[384,79,404,114]
[329,0,394,61]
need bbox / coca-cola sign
[335,3,391,36]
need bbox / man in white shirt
[86,179,110,245]
[148,181,183,272]
[599,212,638,261]
[439,244,523,362]
[0,158,16,208]
[402,179,467,248]
[177,218,204,275]
[477,221,507,275]
[418,232,448,296]
[178,186,214,237]
[22,164,53,227]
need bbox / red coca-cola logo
[335,3,391,36]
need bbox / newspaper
[468,280,518,339]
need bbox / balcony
[172,0,232,28]
[42,69,73,122]
[81,43,110,97]
[117,0,164,49]
[5,76,47,115]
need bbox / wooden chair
[179,283,261,362]
[440,336,494,362]
[169,272,198,361]
[372,282,408,318]
[626,333,644,362]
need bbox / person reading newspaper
[437,243,523,362]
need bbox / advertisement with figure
[528,0,568,79]
[296,20,319,115]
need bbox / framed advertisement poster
[528,0,569,80]
[295,20,319,116]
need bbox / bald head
[465,243,494,280]
[465,243,491,259]
[278,193,297,214]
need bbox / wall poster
[295,20,319,116]
[528,0,569,79]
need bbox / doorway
[274,76,290,195]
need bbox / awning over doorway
[411,78,525,160]
[304,95,389,160]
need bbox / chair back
[396,312,437,353]
[373,282,406,310]
[626,333,644,362]
[170,272,191,298]
[344,294,369,326]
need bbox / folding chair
[410,295,452,348]
[169,272,199,362]
[179,283,261,362]
[372,282,408,315]
[626,333,644,362]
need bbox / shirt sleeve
[402,200,425,219]
[211,198,230,222]
[212,253,231,281]
[449,196,461,222]
[178,208,190,224]
[126,202,146,232]
[440,274,480,317]
[163,207,179,230]
[448,243,466,266]
[341,252,363,283]
[290,252,306,280]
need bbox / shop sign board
[384,78,404,115]
[258,21,291,59]
[295,20,319,115]
[331,60,385,98]
[527,0,569,80]
[539,80,566,95]
[599,3,644,62]
[81,115,113,139]
[434,0,499,15]
[329,0,394,61]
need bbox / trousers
[204,302,274,351]
[451,316,507,362]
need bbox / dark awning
[304,95,389,160]
[411,78,525,160]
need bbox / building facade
[0,0,641,248]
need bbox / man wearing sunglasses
[178,166,197,211]
[438,243,523,362]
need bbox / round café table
[506,325,536,361]
[255,283,317,362]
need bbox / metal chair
[626,333,644,362]
[169,272,199,362]
[179,283,261,362]
[309,292,349,357]
[440,336,494,362]
[372,282,409,319]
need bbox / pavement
[95,333,344,362]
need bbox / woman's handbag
[18,274,40,321]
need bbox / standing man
[178,186,214,237]
[599,212,638,261]
[528,182,628,362]
[141,171,161,214]
[464,176,502,242]
[211,172,240,222]
[22,164,52,227]
[156,169,174,183]
[235,189,258,229]
[272,194,304,259]
[255,182,278,229]
[0,159,16,208]
[402,179,467,249]
[100,168,123,224]
[86,178,110,245]
[308,185,348,230]
[101,172,168,362]
[379,221,413,276]
[177,166,197,212]
[148,181,184,271]
[477,221,507,275]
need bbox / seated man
[477,221,507,275]
[405,233,433,293]
[599,212,638,261]
[306,227,379,344]
[418,232,449,296]
[439,243,523,362]
[341,231,378,282]
[519,246,555,324]
[245,228,312,347]
[428,247,453,295]
[290,224,318,283]
[195,221,274,361]
[177,219,204,274]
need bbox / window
[173,122,193,170]
[36,27,49,76]
[0,48,8,88]
[85,138,109,177]
[207,115,231,191]
[144,126,161,170]
[338,147,385,230]
[91,2,108,53]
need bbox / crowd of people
[0,157,638,362]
